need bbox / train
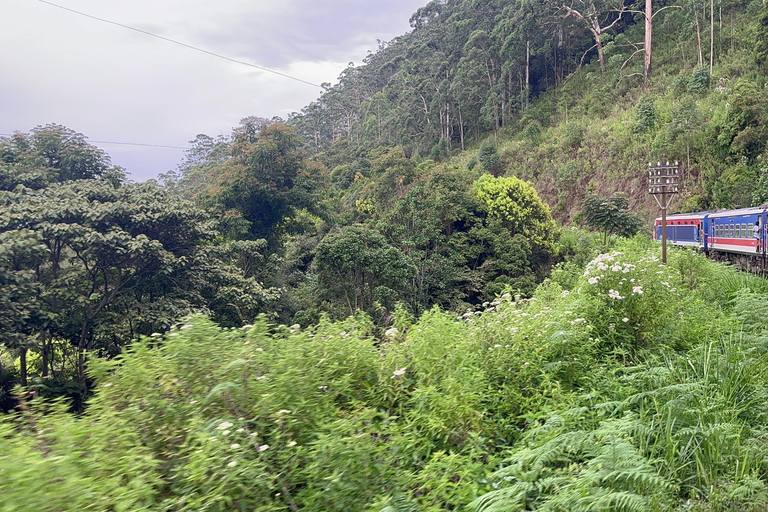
[654,207,767,271]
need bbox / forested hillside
[4,0,768,509]
[157,0,768,324]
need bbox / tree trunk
[458,102,465,151]
[40,329,49,378]
[20,347,28,387]
[590,24,607,72]
[709,0,714,73]
[695,15,703,65]
[525,40,531,105]
[644,0,653,85]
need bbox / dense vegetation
[5,240,768,511]
[4,0,768,508]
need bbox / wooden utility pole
[648,160,680,263]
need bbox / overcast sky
[1,0,426,181]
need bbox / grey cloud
[195,0,423,68]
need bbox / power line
[0,133,188,150]
[38,0,324,89]
[88,140,188,150]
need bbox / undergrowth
[2,240,768,511]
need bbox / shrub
[687,66,711,94]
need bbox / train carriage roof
[708,207,766,219]
[654,212,708,222]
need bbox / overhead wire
[0,133,189,150]
[37,0,324,89]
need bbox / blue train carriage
[653,212,707,248]
[706,207,765,255]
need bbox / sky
[1,0,426,181]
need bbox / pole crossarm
[648,159,680,264]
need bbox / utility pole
[648,160,679,263]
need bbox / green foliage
[310,225,414,317]
[0,125,115,190]
[474,174,557,257]
[582,194,643,244]
[634,97,658,134]
[687,66,711,94]
[4,238,768,510]
[193,118,317,245]
[478,142,501,174]
[753,163,768,206]
[428,138,450,162]
[0,180,278,386]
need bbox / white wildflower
[622,317,629,323]
[384,327,399,338]
[258,444,269,453]
[608,289,624,299]
[227,460,237,467]
[391,367,407,378]
[632,286,643,294]
[236,428,244,433]
[276,409,291,415]
[230,443,241,449]
[222,430,230,436]
[588,277,599,285]
[287,441,297,447]
[218,421,234,430]
[180,324,193,330]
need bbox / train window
[743,224,747,237]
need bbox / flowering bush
[578,249,682,348]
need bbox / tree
[0,125,118,191]
[201,118,316,246]
[0,180,277,383]
[559,0,632,72]
[310,225,414,317]
[474,174,558,259]
[582,194,643,244]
